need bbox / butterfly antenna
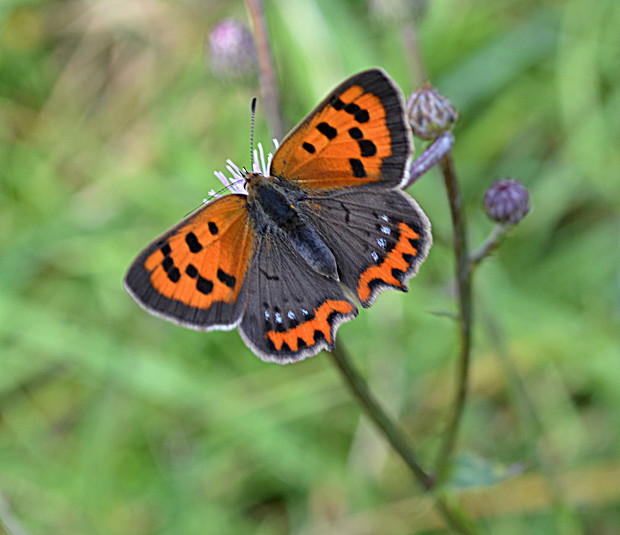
[249,97,257,172]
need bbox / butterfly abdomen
[287,224,338,280]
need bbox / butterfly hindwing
[239,228,358,363]
[124,194,254,330]
[270,68,412,190]
[300,189,432,307]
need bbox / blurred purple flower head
[483,178,531,225]
[407,83,458,139]
[207,18,257,79]
[368,0,429,22]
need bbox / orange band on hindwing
[265,299,355,353]
[357,222,421,304]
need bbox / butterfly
[124,68,432,364]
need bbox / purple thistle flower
[207,18,257,79]
[483,178,531,225]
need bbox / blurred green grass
[1,0,619,533]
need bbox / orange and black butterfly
[124,68,432,363]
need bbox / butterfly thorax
[245,173,299,226]
[245,172,339,280]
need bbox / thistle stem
[404,132,454,189]
[435,151,473,478]
[245,0,285,139]
[329,344,482,535]
[329,343,433,489]
[401,23,428,87]
[470,223,510,269]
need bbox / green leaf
[448,452,523,489]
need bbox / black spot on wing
[313,330,326,344]
[391,268,405,280]
[317,122,337,140]
[344,102,359,115]
[185,264,198,278]
[196,276,213,295]
[217,268,236,289]
[208,221,219,235]
[343,102,369,123]
[185,232,203,253]
[359,139,377,157]
[162,257,174,272]
[167,267,181,283]
[332,97,345,110]
[354,109,369,123]
[160,253,181,283]
[302,142,316,154]
[348,127,363,139]
[349,158,366,178]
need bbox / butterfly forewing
[124,194,255,330]
[270,69,412,190]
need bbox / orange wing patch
[270,69,411,190]
[144,195,253,310]
[124,194,255,329]
[357,222,420,304]
[276,87,391,188]
[266,299,355,352]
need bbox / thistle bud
[406,83,458,139]
[207,18,257,79]
[483,179,530,225]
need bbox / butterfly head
[244,170,268,193]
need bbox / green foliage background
[1,0,619,533]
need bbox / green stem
[328,344,483,535]
[436,152,473,478]
[329,343,434,489]
[469,223,510,269]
